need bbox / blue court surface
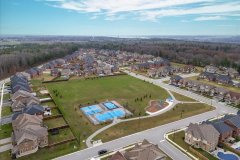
[103,102,118,110]
[95,109,125,122]
[81,105,102,115]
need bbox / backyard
[45,75,170,143]
[94,103,214,142]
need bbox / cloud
[194,16,224,21]
[42,0,240,21]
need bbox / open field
[44,117,67,129]
[187,76,240,93]
[1,107,12,117]
[45,75,170,143]
[0,124,12,140]
[168,131,218,160]
[171,92,196,102]
[94,103,214,142]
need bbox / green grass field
[171,92,196,102]
[94,103,213,142]
[44,117,67,129]
[1,107,12,117]
[48,128,75,145]
[45,75,170,143]
[168,131,218,160]
[0,124,12,140]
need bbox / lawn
[41,101,56,108]
[3,93,10,101]
[171,92,196,102]
[94,103,214,142]
[0,124,12,139]
[44,117,67,129]
[1,107,12,117]
[187,76,240,93]
[48,128,75,145]
[168,131,218,160]
[45,75,170,143]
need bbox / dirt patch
[146,100,169,113]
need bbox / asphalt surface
[56,71,238,160]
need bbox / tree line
[0,43,79,79]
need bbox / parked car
[98,149,108,155]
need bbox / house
[185,123,219,152]
[11,74,31,94]
[225,68,239,78]
[109,139,166,160]
[210,121,233,142]
[12,104,45,120]
[12,90,34,101]
[15,72,31,81]
[108,151,127,160]
[224,115,240,137]
[12,96,40,112]
[170,75,183,86]
[199,72,216,81]
[216,75,232,85]
[224,91,240,105]
[182,65,195,73]
[211,87,229,101]
[61,68,72,78]
[11,113,48,158]
[204,65,219,73]
[51,68,60,77]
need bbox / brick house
[11,113,48,158]
[185,123,219,152]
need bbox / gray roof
[12,104,44,120]
[212,121,233,134]
[227,115,240,128]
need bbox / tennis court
[103,102,118,110]
[81,105,102,115]
[95,108,125,122]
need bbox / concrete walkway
[0,137,11,145]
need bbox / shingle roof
[211,121,233,134]
[227,115,240,128]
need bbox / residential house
[210,121,233,142]
[204,65,219,73]
[12,104,45,120]
[211,87,229,101]
[216,75,232,85]
[11,74,31,93]
[51,68,60,77]
[108,151,127,160]
[224,115,240,137]
[109,139,166,160]
[12,96,40,112]
[170,75,183,86]
[61,68,72,78]
[182,65,195,73]
[12,90,34,101]
[185,123,219,152]
[199,72,216,81]
[11,113,48,158]
[224,91,240,105]
[225,68,239,79]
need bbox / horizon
[1,0,240,36]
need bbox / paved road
[56,71,238,160]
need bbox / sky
[0,0,240,36]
